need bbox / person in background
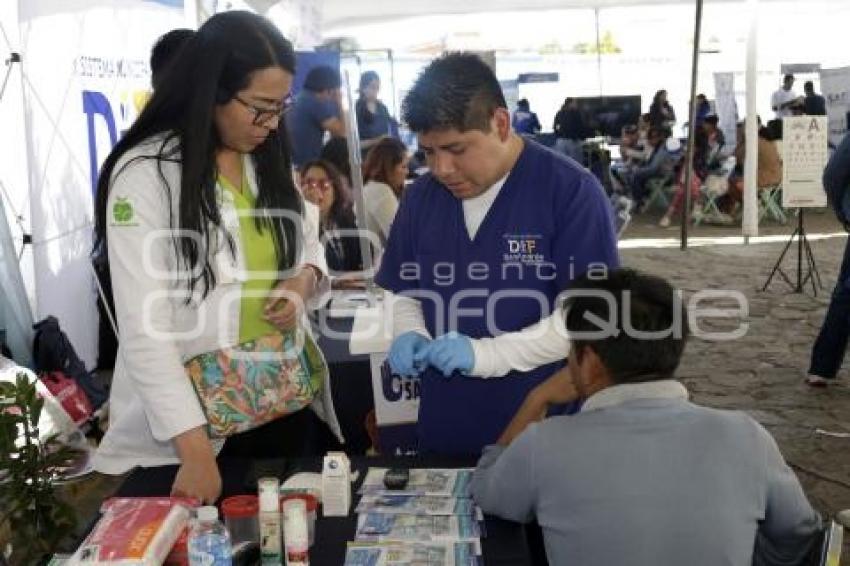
[694,93,711,129]
[610,124,644,196]
[772,74,802,120]
[150,28,195,90]
[356,71,397,155]
[300,160,363,274]
[94,27,197,373]
[619,124,646,165]
[362,136,409,248]
[288,65,346,168]
[807,133,850,387]
[659,115,726,228]
[553,97,586,163]
[472,269,822,566]
[636,113,652,152]
[512,98,542,135]
[320,137,352,186]
[628,126,676,207]
[719,120,782,218]
[91,11,341,504]
[376,53,618,456]
[648,89,676,130]
[803,81,827,116]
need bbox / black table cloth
[113,455,534,566]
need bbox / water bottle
[188,506,233,566]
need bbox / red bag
[39,371,93,426]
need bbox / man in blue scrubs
[375,53,619,456]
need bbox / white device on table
[321,452,352,517]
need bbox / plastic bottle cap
[197,506,219,522]
[258,476,281,512]
[280,493,318,513]
[221,495,259,519]
[282,498,306,515]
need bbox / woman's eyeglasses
[234,94,293,126]
[301,179,333,192]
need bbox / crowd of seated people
[717,119,783,220]
[659,115,728,227]
[604,88,801,228]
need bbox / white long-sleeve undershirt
[386,172,569,377]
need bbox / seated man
[472,269,821,566]
[610,124,644,194]
[628,126,679,206]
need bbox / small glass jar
[221,495,260,546]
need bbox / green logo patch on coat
[111,197,136,226]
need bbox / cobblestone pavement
[621,211,850,520]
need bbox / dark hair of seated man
[564,268,687,385]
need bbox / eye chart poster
[782,116,829,208]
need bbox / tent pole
[595,8,603,96]
[680,0,704,250]
[388,49,398,120]
[184,0,200,28]
[742,0,760,241]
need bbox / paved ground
[54,209,850,557]
[621,209,850,521]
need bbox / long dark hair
[300,160,355,229]
[93,11,302,300]
[355,70,380,127]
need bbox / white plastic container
[258,477,282,565]
[282,498,309,566]
[321,452,351,517]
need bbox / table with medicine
[63,293,535,565]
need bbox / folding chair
[759,184,787,224]
[642,175,673,213]
[693,174,729,226]
[756,511,847,566]
[818,518,844,566]
[694,183,726,226]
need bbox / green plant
[0,372,77,564]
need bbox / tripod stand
[762,208,823,295]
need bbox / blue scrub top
[357,100,393,142]
[375,139,620,456]
[287,91,339,168]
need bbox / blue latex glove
[387,331,430,377]
[417,332,474,378]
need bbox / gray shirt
[472,381,820,566]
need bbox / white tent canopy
[317,0,782,28]
[238,0,846,29]
[3,0,846,368]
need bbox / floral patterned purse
[183,330,327,438]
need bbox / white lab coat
[93,135,342,474]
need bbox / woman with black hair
[356,71,396,155]
[553,97,586,163]
[91,11,341,504]
[649,89,676,130]
[299,159,364,274]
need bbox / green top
[216,170,323,399]
[217,172,280,344]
